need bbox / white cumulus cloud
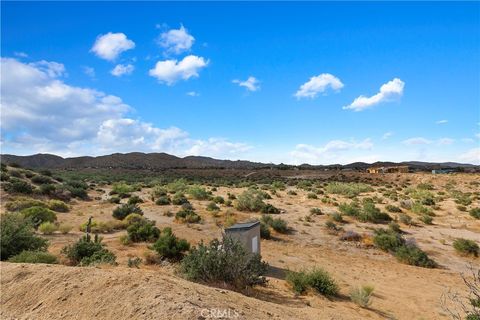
[149,55,208,85]
[344,78,405,111]
[382,132,393,140]
[436,119,448,124]
[437,138,454,145]
[111,64,135,77]
[158,25,195,55]
[91,32,135,61]
[295,73,343,99]
[458,148,480,165]
[0,57,249,159]
[232,76,260,92]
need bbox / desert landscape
[1,155,479,320]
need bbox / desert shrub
[286,268,338,296]
[373,229,405,252]
[287,190,297,196]
[8,251,57,264]
[58,224,73,234]
[325,221,340,231]
[127,195,143,205]
[79,219,126,233]
[62,234,116,266]
[166,179,189,194]
[453,238,479,257]
[394,244,436,268]
[127,218,160,242]
[386,204,402,213]
[39,183,56,195]
[212,196,225,204]
[470,208,480,219]
[175,208,201,223]
[151,185,168,198]
[358,200,391,223]
[3,178,33,194]
[457,205,467,212]
[187,185,211,200]
[64,180,89,199]
[400,199,413,210]
[110,182,135,197]
[39,169,52,176]
[1,213,48,260]
[325,182,373,198]
[181,236,268,289]
[38,222,57,235]
[155,195,171,205]
[419,214,433,225]
[0,171,10,181]
[206,202,220,211]
[388,221,402,233]
[172,193,189,205]
[234,189,268,212]
[109,196,121,204]
[31,175,53,185]
[270,217,288,233]
[9,169,23,177]
[399,213,413,225]
[260,222,271,239]
[21,206,57,228]
[5,197,46,211]
[227,193,236,200]
[124,213,144,225]
[112,203,143,220]
[307,193,318,199]
[127,257,142,268]
[261,203,280,214]
[310,208,322,215]
[339,202,360,216]
[152,227,190,260]
[330,212,344,223]
[350,285,374,308]
[47,199,69,212]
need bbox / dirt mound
[1,262,324,320]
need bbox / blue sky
[1,2,479,164]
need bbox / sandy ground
[1,172,479,319]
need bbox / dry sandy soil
[1,172,479,320]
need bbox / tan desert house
[224,221,261,255]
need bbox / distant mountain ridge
[0,153,478,171]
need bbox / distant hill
[0,152,477,171]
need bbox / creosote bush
[155,195,171,205]
[470,208,480,219]
[127,217,160,243]
[350,285,375,308]
[21,206,57,228]
[62,234,116,266]
[1,213,48,260]
[453,238,479,257]
[38,221,57,235]
[47,200,69,212]
[181,236,268,289]
[112,203,143,220]
[8,251,57,264]
[286,267,338,296]
[152,227,190,260]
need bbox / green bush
[212,196,225,204]
[358,200,391,223]
[325,182,373,198]
[261,203,280,214]
[58,224,73,234]
[286,268,338,296]
[399,213,413,225]
[175,209,201,223]
[112,204,143,220]
[8,251,57,264]
[155,195,171,205]
[31,175,53,185]
[350,285,374,308]
[79,219,126,233]
[386,204,402,213]
[394,245,436,268]
[21,206,57,228]
[339,202,360,216]
[307,193,318,199]
[5,197,46,211]
[172,193,189,205]
[260,222,271,239]
[181,236,267,289]
[234,189,267,212]
[127,195,143,205]
[152,227,190,260]
[330,212,344,223]
[3,178,33,194]
[419,214,433,225]
[453,238,479,257]
[1,213,48,260]
[110,182,136,197]
[108,196,121,204]
[310,208,322,215]
[373,229,405,252]
[127,219,160,242]
[187,185,211,200]
[62,234,116,266]
[38,222,57,235]
[412,202,434,216]
[39,183,56,195]
[469,208,480,219]
[206,202,220,211]
[47,200,69,212]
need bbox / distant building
[432,169,455,174]
[224,221,261,255]
[367,166,409,174]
